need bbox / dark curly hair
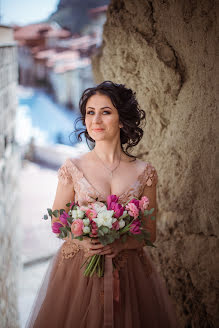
[72,81,146,159]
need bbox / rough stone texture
[92,1,218,327]
[0,40,21,326]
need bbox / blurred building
[0,25,21,328]
[13,5,108,112]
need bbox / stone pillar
[92,1,218,326]
[0,26,21,328]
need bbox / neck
[93,139,122,164]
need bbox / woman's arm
[140,183,157,243]
[118,170,157,252]
[51,174,80,244]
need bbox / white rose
[71,210,78,219]
[83,226,90,234]
[83,218,90,226]
[119,219,125,228]
[93,210,114,228]
[77,209,85,219]
[92,203,107,214]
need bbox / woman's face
[85,92,122,142]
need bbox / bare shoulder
[69,151,91,165]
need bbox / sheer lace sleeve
[140,162,158,244]
[57,158,74,185]
[143,162,158,188]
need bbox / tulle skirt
[25,241,178,328]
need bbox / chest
[78,160,146,199]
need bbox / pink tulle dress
[25,158,178,328]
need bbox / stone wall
[0,27,21,328]
[92,1,218,327]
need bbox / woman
[26,81,177,328]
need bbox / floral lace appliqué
[58,241,83,266]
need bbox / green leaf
[150,216,156,221]
[75,235,83,241]
[98,230,104,237]
[148,208,154,214]
[47,208,53,217]
[43,214,48,220]
[67,217,73,224]
[66,202,71,207]
[61,231,66,238]
[102,226,109,234]
[53,210,59,218]
[60,209,65,215]
[98,236,108,246]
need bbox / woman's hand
[81,237,124,258]
[96,238,124,259]
[81,237,105,258]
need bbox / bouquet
[43,195,156,278]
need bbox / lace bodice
[57,157,157,273]
[57,157,158,206]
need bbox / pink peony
[125,203,139,219]
[110,202,124,218]
[59,211,69,225]
[86,208,97,220]
[139,196,150,212]
[71,219,84,237]
[107,194,119,210]
[130,219,141,234]
[52,221,63,234]
[112,220,120,230]
[129,198,140,208]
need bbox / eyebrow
[86,106,113,110]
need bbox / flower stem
[90,255,101,277]
[84,255,97,276]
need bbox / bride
[26,81,177,328]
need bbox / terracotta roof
[46,50,80,67]
[54,58,91,73]
[14,23,52,40]
[89,5,108,15]
[14,23,70,41]
[34,49,56,59]
[46,29,71,38]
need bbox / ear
[119,122,123,128]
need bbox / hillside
[48,0,110,34]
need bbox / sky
[1,0,59,26]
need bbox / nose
[93,112,102,123]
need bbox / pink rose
[59,211,69,225]
[130,219,141,234]
[107,194,119,210]
[71,219,84,237]
[86,208,97,219]
[52,221,63,234]
[125,203,139,219]
[129,198,140,208]
[139,196,150,212]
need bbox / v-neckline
[69,158,148,200]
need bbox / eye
[86,110,94,115]
[102,110,111,114]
